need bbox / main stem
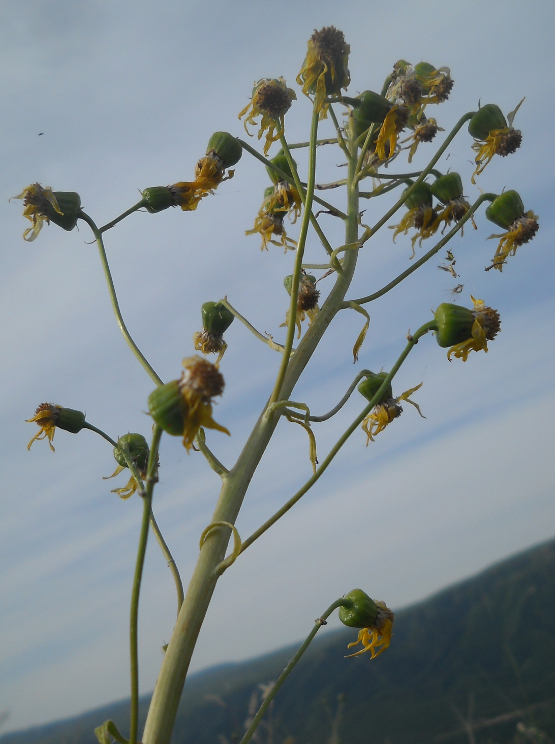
[142,134,360,744]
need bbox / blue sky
[1,0,554,734]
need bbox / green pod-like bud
[48,192,81,231]
[148,380,187,436]
[414,61,436,92]
[430,173,464,204]
[283,274,316,296]
[114,433,149,470]
[207,132,243,168]
[339,589,380,629]
[55,407,86,434]
[266,150,296,185]
[485,190,525,230]
[262,185,286,215]
[433,303,476,347]
[468,104,507,140]
[358,372,393,406]
[402,180,433,210]
[393,59,411,75]
[352,91,392,123]
[201,301,234,335]
[141,186,175,213]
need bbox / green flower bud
[414,61,436,85]
[284,273,317,296]
[47,192,81,231]
[148,380,187,436]
[402,180,433,210]
[468,104,507,140]
[339,589,380,629]
[113,433,149,471]
[141,186,175,213]
[485,190,525,230]
[54,407,86,434]
[358,372,393,405]
[201,301,234,335]
[352,91,392,123]
[430,173,464,204]
[267,150,296,185]
[206,132,243,168]
[433,303,477,347]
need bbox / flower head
[26,403,86,451]
[435,296,501,361]
[148,358,229,452]
[239,78,296,155]
[401,116,443,163]
[297,27,350,116]
[345,600,395,660]
[361,383,424,444]
[391,203,439,257]
[104,433,150,499]
[12,184,64,241]
[375,105,409,162]
[282,272,320,338]
[415,63,454,104]
[167,181,206,211]
[194,301,234,364]
[246,184,300,251]
[487,211,539,271]
[470,100,524,183]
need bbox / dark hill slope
[3,538,555,744]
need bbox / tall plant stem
[239,599,347,744]
[78,212,163,387]
[142,122,362,744]
[129,426,163,744]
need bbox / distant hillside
[3,538,555,744]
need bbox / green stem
[238,138,346,220]
[285,369,373,423]
[83,422,118,448]
[288,137,338,149]
[220,297,286,352]
[195,428,229,477]
[240,323,433,554]
[238,599,347,744]
[129,425,163,744]
[347,193,496,306]
[269,110,319,405]
[328,105,349,157]
[78,212,163,387]
[99,200,147,233]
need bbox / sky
[1,0,554,735]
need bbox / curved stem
[220,297,286,353]
[288,137,338,149]
[238,599,347,744]
[195,428,229,477]
[285,370,373,423]
[78,212,163,386]
[328,105,349,157]
[238,138,346,220]
[149,510,184,613]
[99,199,147,233]
[83,422,118,447]
[129,425,163,744]
[269,111,319,405]
[240,324,433,555]
[347,193,496,306]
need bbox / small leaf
[95,720,129,744]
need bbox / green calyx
[55,407,86,434]
[114,433,149,470]
[48,192,81,231]
[141,186,175,213]
[352,91,392,123]
[414,61,436,91]
[485,190,525,229]
[430,173,463,204]
[148,381,186,436]
[284,273,316,296]
[267,150,296,185]
[468,104,507,140]
[358,372,393,405]
[433,303,476,347]
[201,301,234,335]
[339,589,380,629]
[207,132,243,168]
[402,180,433,210]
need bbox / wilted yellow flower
[12,184,63,241]
[375,106,409,162]
[345,601,395,660]
[362,384,424,444]
[391,203,439,257]
[26,403,86,451]
[401,117,443,163]
[488,211,539,271]
[446,297,501,361]
[297,26,350,116]
[239,78,296,155]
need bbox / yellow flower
[193,152,235,193]
[487,211,539,271]
[26,403,61,451]
[103,465,143,499]
[345,601,395,660]
[168,181,206,211]
[447,296,501,361]
[362,384,424,444]
[12,183,63,241]
[180,358,229,451]
[401,117,443,163]
[391,204,439,258]
[296,26,350,117]
[375,106,409,162]
[246,184,300,251]
[433,198,476,235]
[239,78,296,156]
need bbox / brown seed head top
[413,118,439,143]
[496,129,522,157]
[432,75,454,102]
[398,78,422,106]
[298,278,320,312]
[180,356,225,401]
[311,26,349,62]
[474,306,501,341]
[510,214,539,246]
[253,79,295,119]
